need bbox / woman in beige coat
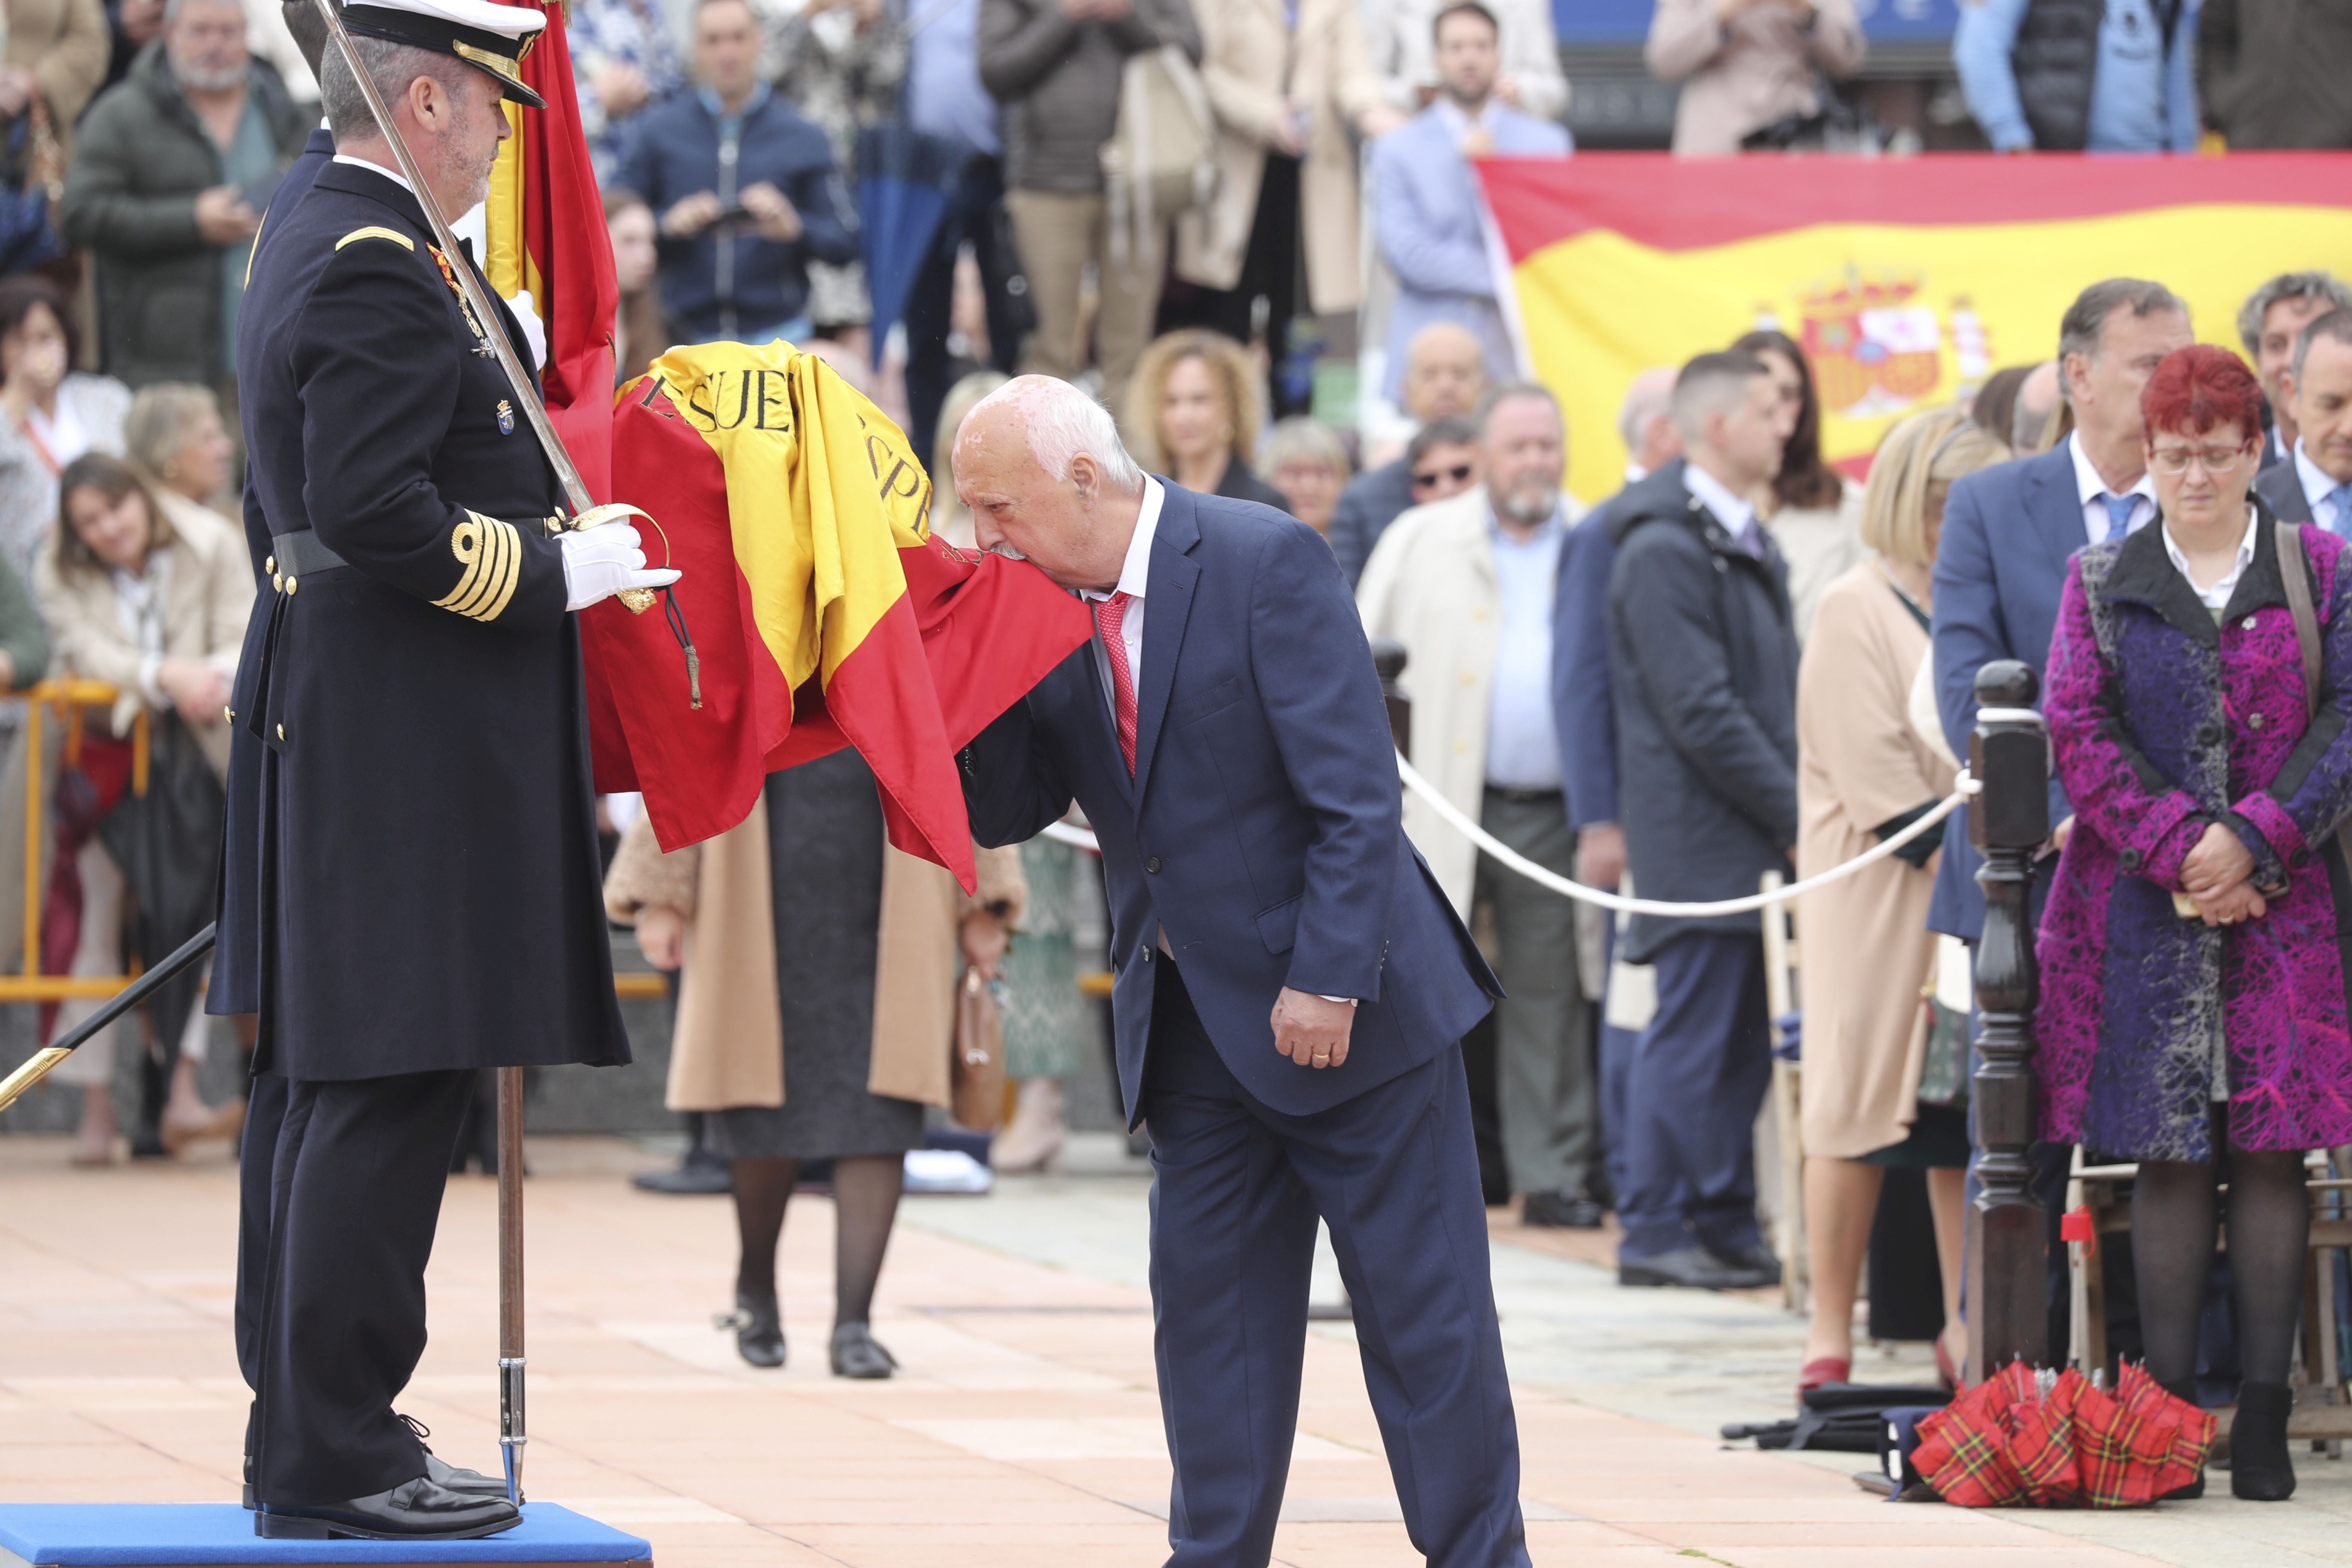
[1644,0,1864,155]
[605,752,1025,1378]
[1166,0,1401,416]
[1793,407,2003,1396]
[37,452,250,1164]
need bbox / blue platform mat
[0,1505,650,1567]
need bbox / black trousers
[1155,151,1305,419]
[246,1068,475,1504]
[901,154,1024,466]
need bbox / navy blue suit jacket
[1553,491,1623,832]
[1927,442,2082,939]
[961,484,1497,1123]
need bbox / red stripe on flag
[1477,151,2352,264]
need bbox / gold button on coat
[285,576,297,594]
[276,724,285,740]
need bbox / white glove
[560,522,681,612]
[504,288,546,371]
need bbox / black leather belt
[267,530,350,588]
[1484,785,1564,805]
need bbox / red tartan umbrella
[1913,1363,2213,1507]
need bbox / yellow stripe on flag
[640,341,932,695]
[1513,204,2352,504]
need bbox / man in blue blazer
[1929,279,2191,943]
[954,377,1523,1568]
[1369,0,1568,403]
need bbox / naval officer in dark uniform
[227,0,678,1540]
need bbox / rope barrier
[1029,757,1979,917]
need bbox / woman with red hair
[2037,343,2352,1501]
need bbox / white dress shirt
[2160,507,2260,610]
[1683,461,1761,551]
[1078,477,1164,720]
[2294,440,2352,535]
[2069,431,2158,547]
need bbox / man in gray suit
[2259,308,2352,535]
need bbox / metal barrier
[0,681,148,1003]
[0,681,669,1005]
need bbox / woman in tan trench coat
[1793,407,2003,1398]
[1164,0,1401,415]
[606,750,1026,1378]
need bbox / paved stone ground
[0,1130,2336,1566]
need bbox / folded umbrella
[854,124,971,372]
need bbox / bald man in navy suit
[956,376,1525,1568]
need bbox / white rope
[1029,756,1978,917]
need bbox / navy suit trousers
[1617,932,1771,1260]
[1141,963,1528,1568]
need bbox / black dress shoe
[400,1414,508,1498]
[254,1477,520,1540]
[830,1321,898,1379]
[2232,1380,2298,1500]
[633,1149,732,1194]
[1521,1191,1606,1228]
[1703,1239,1784,1285]
[720,1290,786,1367]
[1619,1246,1776,1291]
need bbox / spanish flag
[584,341,1094,890]
[478,0,619,497]
[1479,153,2352,505]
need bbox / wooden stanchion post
[1965,659,2049,1384]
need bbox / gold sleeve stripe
[433,513,522,622]
[336,226,416,252]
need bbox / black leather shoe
[399,1415,508,1498]
[830,1321,898,1379]
[254,1477,520,1540]
[1521,1191,1606,1228]
[1619,1246,1776,1291]
[1704,1239,1784,1285]
[2231,1380,2298,1501]
[633,1150,732,1194]
[719,1290,785,1368]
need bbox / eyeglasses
[2148,443,2255,475]
[1411,462,1474,489]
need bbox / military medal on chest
[426,242,496,356]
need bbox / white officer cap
[343,0,551,108]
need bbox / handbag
[1099,45,1216,266]
[950,961,1007,1130]
[2273,520,2352,879]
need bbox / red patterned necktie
[1094,590,1138,774]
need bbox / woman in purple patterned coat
[2038,344,2352,1503]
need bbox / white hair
[965,375,1143,493]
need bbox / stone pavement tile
[1643,1516,2123,1548]
[592,1524,842,1566]
[770,1521,1174,1566]
[1716,1547,2177,1568]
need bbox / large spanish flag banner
[479,0,620,498]
[1478,154,2352,505]
[584,342,1093,889]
